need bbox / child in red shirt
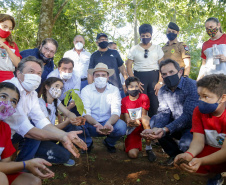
[0,82,54,185]
[121,76,156,162]
[174,74,226,185]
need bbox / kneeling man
[77,63,127,153]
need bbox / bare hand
[70,116,86,126]
[26,158,54,179]
[94,123,104,134]
[0,41,8,50]
[62,131,87,158]
[139,82,144,93]
[174,152,193,170]
[127,118,140,127]
[140,127,163,140]
[215,54,226,62]
[103,123,114,135]
[154,83,162,96]
[181,158,202,173]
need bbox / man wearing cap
[88,33,128,98]
[162,22,191,76]
[63,35,91,90]
[77,63,127,153]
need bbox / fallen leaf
[173,174,180,181]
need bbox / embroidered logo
[110,54,114,57]
[171,49,175,54]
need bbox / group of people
[0,12,226,185]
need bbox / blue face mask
[198,100,219,114]
[39,51,53,63]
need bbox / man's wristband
[23,161,26,170]
[185,151,194,158]
[162,127,167,137]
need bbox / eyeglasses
[144,49,149,58]
[43,46,56,55]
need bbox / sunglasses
[144,49,149,58]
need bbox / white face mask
[75,42,83,50]
[60,71,72,80]
[49,87,62,99]
[21,74,41,92]
[94,77,107,88]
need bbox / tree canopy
[1,0,226,79]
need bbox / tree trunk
[37,0,54,46]
[133,0,138,45]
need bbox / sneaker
[146,150,157,162]
[207,174,224,185]
[81,141,93,154]
[160,156,175,166]
[63,159,75,167]
[103,139,116,153]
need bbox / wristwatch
[158,81,163,85]
[162,127,167,137]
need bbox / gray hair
[73,35,85,42]
[17,56,44,73]
[159,59,180,73]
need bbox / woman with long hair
[0,14,21,82]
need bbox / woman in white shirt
[126,24,164,117]
[36,77,85,166]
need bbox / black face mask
[98,41,109,49]
[39,51,53,63]
[163,73,180,89]
[127,89,140,97]
[166,32,177,41]
[141,37,151,45]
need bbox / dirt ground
[42,137,225,185]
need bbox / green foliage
[1,0,226,78]
[64,89,86,115]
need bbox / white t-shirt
[127,44,164,71]
[39,98,61,125]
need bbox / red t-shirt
[191,107,226,152]
[0,121,16,160]
[121,93,150,120]
[201,34,226,60]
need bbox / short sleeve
[57,99,61,106]
[157,45,164,60]
[201,44,207,59]
[190,106,205,134]
[13,42,22,59]
[141,94,150,111]
[121,97,129,114]
[115,50,124,67]
[1,122,16,159]
[180,43,190,59]
[127,46,136,61]
[38,98,49,118]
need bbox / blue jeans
[158,128,193,157]
[12,133,41,162]
[76,119,127,147]
[81,80,88,90]
[35,141,70,164]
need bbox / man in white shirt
[5,56,87,161]
[47,58,81,115]
[63,35,91,90]
[78,63,127,153]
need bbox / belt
[81,78,87,81]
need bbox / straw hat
[88,63,114,77]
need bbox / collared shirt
[63,48,91,79]
[162,40,190,68]
[127,44,164,72]
[20,48,54,92]
[47,69,81,101]
[89,49,124,90]
[153,77,199,133]
[81,83,121,122]
[4,77,51,137]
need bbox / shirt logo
[110,54,114,57]
[171,49,175,54]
